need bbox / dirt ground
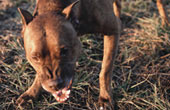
[0,0,170,110]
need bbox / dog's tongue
[52,88,71,103]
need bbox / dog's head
[18,1,81,103]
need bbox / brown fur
[17,0,121,109]
[16,0,169,109]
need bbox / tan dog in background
[113,0,169,26]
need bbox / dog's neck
[34,0,72,16]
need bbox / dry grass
[0,0,170,110]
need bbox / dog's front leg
[99,34,119,110]
[16,73,42,106]
[156,0,170,27]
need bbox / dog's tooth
[62,89,66,94]
[67,95,69,98]
[61,99,64,102]
[100,107,104,110]
[66,90,70,94]
[52,93,56,97]
[57,97,60,101]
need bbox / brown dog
[17,0,121,109]
[16,0,169,109]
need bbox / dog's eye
[60,48,68,57]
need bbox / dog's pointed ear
[18,8,33,26]
[62,0,79,19]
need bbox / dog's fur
[16,0,169,109]
[17,0,121,109]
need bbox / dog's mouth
[52,79,72,103]
[52,88,71,103]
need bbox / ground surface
[0,0,170,110]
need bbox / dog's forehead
[24,14,76,50]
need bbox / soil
[0,0,34,65]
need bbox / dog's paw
[98,96,115,110]
[16,92,34,106]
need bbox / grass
[0,0,170,109]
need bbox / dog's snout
[46,67,59,79]
[48,78,63,90]
[44,66,64,90]
[46,67,53,78]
